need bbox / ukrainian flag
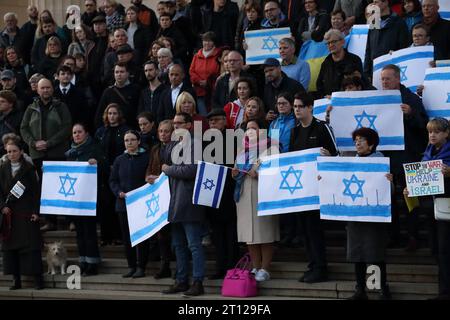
[299,40,329,92]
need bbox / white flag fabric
[40,161,97,216]
[346,25,369,65]
[313,98,330,122]
[125,173,170,247]
[257,148,321,216]
[244,28,291,65]
[439,2,450,20]
[193,161,228,208]
[318,157,391,223]
[372,46,434,92]
[330,90,404,151]
[422,67,450,119]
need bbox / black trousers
[437,220,450,295]
[73,216,100,263]
[117,211,149,269]
[299,210,327,271]
[3,249,43,276]
[209,207,240,273]
[156,224,172,261]
[98,183,121,242]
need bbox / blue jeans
[171,222,205,283]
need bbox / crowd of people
[0,0,449,299]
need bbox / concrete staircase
[0,224,440,300]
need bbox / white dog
[46,241,67,275]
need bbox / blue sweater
[281,58,311,90]
[269,112,296,153]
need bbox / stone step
[0,274,438,300]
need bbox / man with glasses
[262,0,290,29]
[422,0,450,60]
[82,0,100,27]
[317,29,363,97]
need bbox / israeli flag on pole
[439,2,450,20]
[40,161,97,216]
[244,27,291,65]
[318,157,391,223]
[257,148,321,216]
[313,98,330,121]
[330,90,404,151]
[126,173,170,247]
[345,25,369,65]
[372,46,434,93]
[193,161,228,208]
[422,67,450,119]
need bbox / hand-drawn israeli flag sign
[345,25,369,65]
[372,46,434,92]
[125,173,170,247]
[318,156,391,223]
[257,148,321,216]
[40,161,97,216]
[330,90,404,151]
[436,60,450,68]
[313,98,330,122]
[193,161,229,208]
[244,28,291,65]
[439,2,450,21]
[422,67,450,119]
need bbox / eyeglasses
[277,101,289,106]
[326,39,341,46]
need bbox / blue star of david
[262,36,278,52]
[343,174,365,201]
[400,66,408,82]
[279,166,303,194]
[354,110,377,130]
[203,178,215,190]
[447,93,450,103]
[146,193,160,219]
[58,174,77,197]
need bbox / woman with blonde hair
[36,36,63,79]
[175,92,209,132]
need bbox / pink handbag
[221,253,258,297]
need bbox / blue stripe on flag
[336,136,404,147]
[259,153,320,170]
[245,29,290,38]
[408,85,418,93]
[320,204,391,217]
[424,72,450,81]
[246,54,279,62]
[331,95,402,107]
[313,105,327,114]
[43,165,97,174]
[211,166,225,208]
[350,28,368,35]
[317,162,390,172]
[427,110,450,117]
[440,12,450,19]
[258,196,319,211]
[373,51,435,72]
[41,199,96,210]
[130,211,168,243]
[193,162,206,205]
[126,175,168,205]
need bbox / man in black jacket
[289,91,338,283]
[422,0,450,60]
[90,15,109,101]
[138,61,168,121]
[20,5,38,65]
[0,13,24,58]
[0,90,23,156]
[156,13,188,64]
[81,0,100,27]
[157,64,196,123]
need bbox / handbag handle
[233,253,252,271]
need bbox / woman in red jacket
[224,77,257,129]
[189,31,222,116]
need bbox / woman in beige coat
[232,119,280,282]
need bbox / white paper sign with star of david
[422,67,450,119]
[372,46,434,93]
[125,173,170,247]
[330,90,404,151]
[317,156,391,223]
[244,27,291,65]
[40,161,97,216]
[257,148,321,216]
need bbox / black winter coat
[429,16,450,60]
[263,72,305,112]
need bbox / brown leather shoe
[161,281,189,294]
[183,281,204,296]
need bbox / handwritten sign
[404,160,445,197]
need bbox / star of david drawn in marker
[58,173,77,197]
[203,178,215,190]
[354,110,377,130]
[262,36,279,52]
[342,174,365,201]
[279,166,303,194]
[447,93,450,103]
[400,66,408,82]
[146,193,160,219]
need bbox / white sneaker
[250,268,258,275]
[255,268,270,282]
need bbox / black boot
[132,267,146,278]
[123,268,136,278]
[83,263,98,276]
[161,281,189,294]
[10,275,21,290]
[34,275,44,290]
[183,281,204,296]
[79,262,88,274]
[379,285,392,300]
[348,285,368,300]
[154,260,171,279]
